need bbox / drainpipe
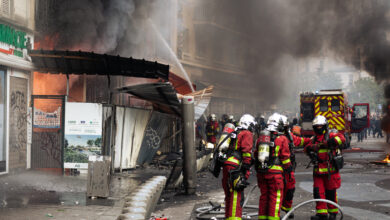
[181,96,196,195]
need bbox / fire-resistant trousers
[257,172,284,220]
[281,171,296,213]
[222,165,244,219]
[313,173,341,216]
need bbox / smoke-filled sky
[38,0,390,107]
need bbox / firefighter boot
[310,214,328,220]
[328,213,337,220]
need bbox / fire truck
[300,89,370,148]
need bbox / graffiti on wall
[9,77,28,168]
[144,127,161,150]
[37,132,61,166]
[137,112,171,165]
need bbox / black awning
[28,50,169,80]
[117,82,181,115]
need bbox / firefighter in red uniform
[304,115,345,220]
[255,113,293,220]
[206,114,220,144]
[222,114,255,220]
[281,124,311,218]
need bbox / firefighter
[281,124,311,218]
[206,114,220,145]
[304,115,345,220]
[222,114,255,219]
[255,113,293,220]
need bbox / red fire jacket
[304,132,345,175]
[291,133,311,148]
[224,130,253,169]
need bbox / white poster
[64,103,102,169]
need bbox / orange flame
[382,154,390,163]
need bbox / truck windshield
[301,103,314,121]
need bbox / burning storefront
[28,49,202,174]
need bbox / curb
[117,176,167,220]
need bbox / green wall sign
[0,24,27,49]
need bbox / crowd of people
[206,112,345,220]
[357,114,384,142]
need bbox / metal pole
[182,96,196,195]
[63,74,69,175]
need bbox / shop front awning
[28,50,169,80]
[117,82,181,115]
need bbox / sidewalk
[0,169,170,220]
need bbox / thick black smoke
[37,0,390,107]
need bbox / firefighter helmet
[238,114,256,131]
[267,113,288,132]
[313,115,327,126]
[313,115,328,134]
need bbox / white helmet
[313,115,327,126]
[210,114,216,121]
[238,114,256,130]
[267,113,288,132]
[313,115,328,134]
[229,115,234,120]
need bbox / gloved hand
[327,137,338,148]
[242,163,251,179]
[308,143,320,152]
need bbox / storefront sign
[0,24,31,58]
[33,107,61,129]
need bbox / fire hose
[196,184,344,220]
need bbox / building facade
[174,0,263,118]
[0,0,35,174]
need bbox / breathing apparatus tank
[257,130,274,169]
[218,123,236,152]
[209,123,236,178]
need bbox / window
[354,105,368,118]
[320,99,328,112]
[301,102,314,121]
[331,99,340,111]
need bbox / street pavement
[0,136,388,220]
[153,136,390,220]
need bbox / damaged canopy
[117,82,181,115]
[28,49,169,80]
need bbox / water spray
[148,19,195,92]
